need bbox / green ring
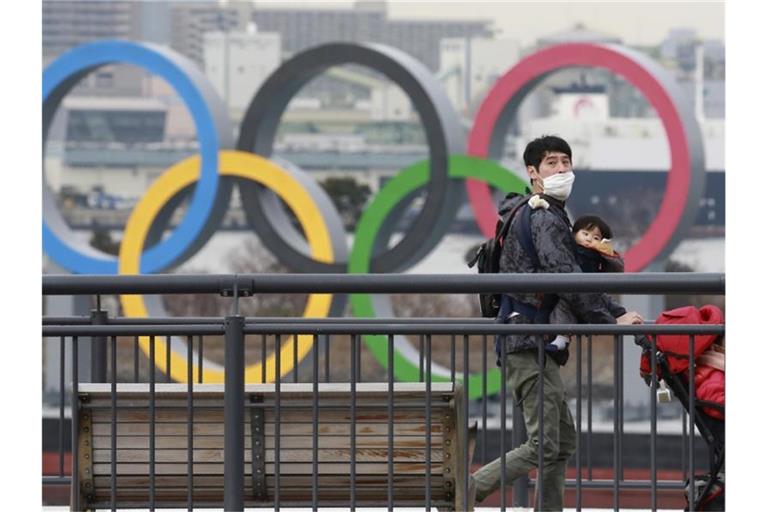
[348,154,528,399]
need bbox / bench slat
[93,447,444,464]
[93,474,445,489]
[91,434,443,450]
[79,382,454,395]
[89,408,442,423]
[91,422,442,437]
[93,462,445,476]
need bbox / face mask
[542,172,575,201]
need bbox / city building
[536,23,622,47]
[660,28,698,72]
[700,41,725,118]
[251,1,492,71]
[203,27,282,115]
[45,96,170,207]
[43,0,144,96]
[656,29,725,119]
[246,0,492,108]
[369,84,413,122]
[439,37,521,113]
[43,0,141,61]
[169,1,253,68]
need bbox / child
[548,214,624,351]
[571,215,624,274]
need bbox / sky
[250,0,725,47]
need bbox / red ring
[467,43,692,272]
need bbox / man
[471,135,643,510]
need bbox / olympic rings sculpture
[43,40,705,398]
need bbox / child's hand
[592,238,616,256]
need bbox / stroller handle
[633,333,653,350]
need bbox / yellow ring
[118,150,334,383]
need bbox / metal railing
[42,272,725,511]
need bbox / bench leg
[454,422,478,512]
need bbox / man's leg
[533,384,577,510]
[472,351,565,505]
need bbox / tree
[319,176,372,231]
[89,226,120,256]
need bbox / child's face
[575,226,603,248]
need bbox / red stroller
[635,305,725,511]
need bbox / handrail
[42,272,725,295]
[43,323,725,337]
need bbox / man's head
[572,215,613,248]
[523,135,573,194]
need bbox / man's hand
[545,344,570,366]
[617,311,644,325]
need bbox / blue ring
[43,40,222,274]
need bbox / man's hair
[572,215,613,239]
[523,135,572,169]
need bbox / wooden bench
[75,382,477,510]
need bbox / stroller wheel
[685,472,724,511]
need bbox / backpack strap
[514,203,541,267]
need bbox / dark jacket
[497,192,625,354]
[575,245,625,273]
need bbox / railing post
[224,315,245,511]
[90,307,108,383]
[513,405,529,506]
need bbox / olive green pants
[472,350,577,511]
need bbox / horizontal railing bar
[79,383,451,392]
[82,500,457,509]
[41,475,685,491]
[42,324,225,337]
[42,272,725,295]
[42,477,71,485]
[564,479,686,490]
[242,323,722,336]
[43,316,671,327]
[43,323,723,337]
[43,316,684,328]
[44,274,244,295]
[254,317,489,325]
[79,402,452,410]
[44,316,498,326]
[42,316,91,325]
